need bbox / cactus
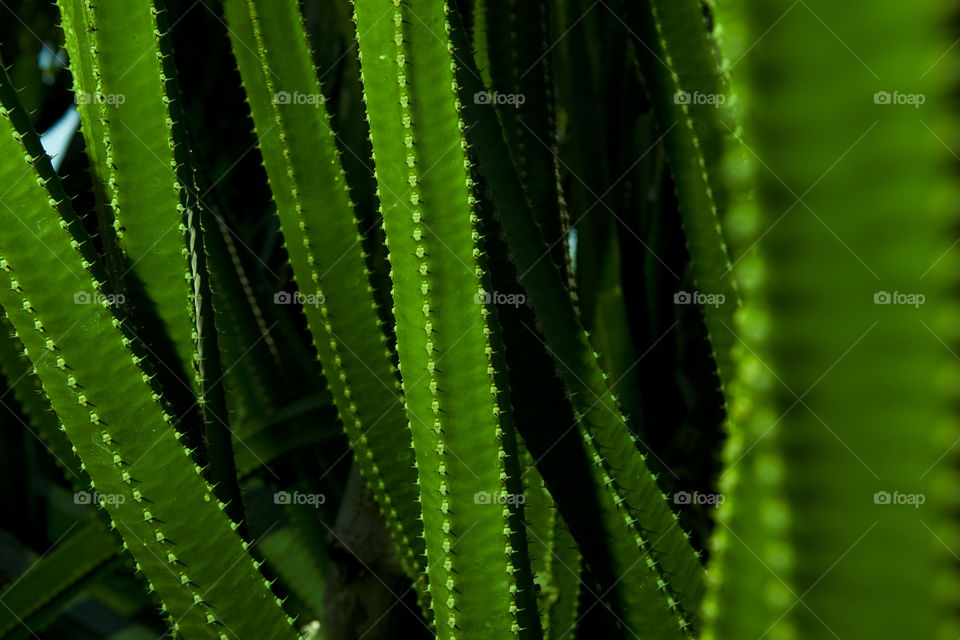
[221,0,426,601]
[59,0,199,395]
[699,0,960,638]
[0,0,955,638]
[451,7,705,635]
[0,63,296,638]
[351,1,539,636]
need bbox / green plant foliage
[627,0,740,389]
[59,0,198,392]
[0,63,296,639]
[520,449,581,640]
[451,9,705,636]
[701,1,960,638]
[0,521,118,636]
[0,314,79,484]
[0,0,955,638]
[696,2,790,638]
[58,0,247,525]
[352,0,539,636]
[221,0,426,599]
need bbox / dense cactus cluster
[0,0,954,638]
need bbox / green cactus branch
[56,0,252,524]
[0,314,81,485]
[449,7,704,636]
[58,0,200,399]
[477,180,591,638]
[352,0,539,636]
[626,0,741,388]
[701,1,958,637]
[55,0,125,291]
[696,2,790,638]
[0,66,296,640]
[520,446,582,640]
[221,0,427,601]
